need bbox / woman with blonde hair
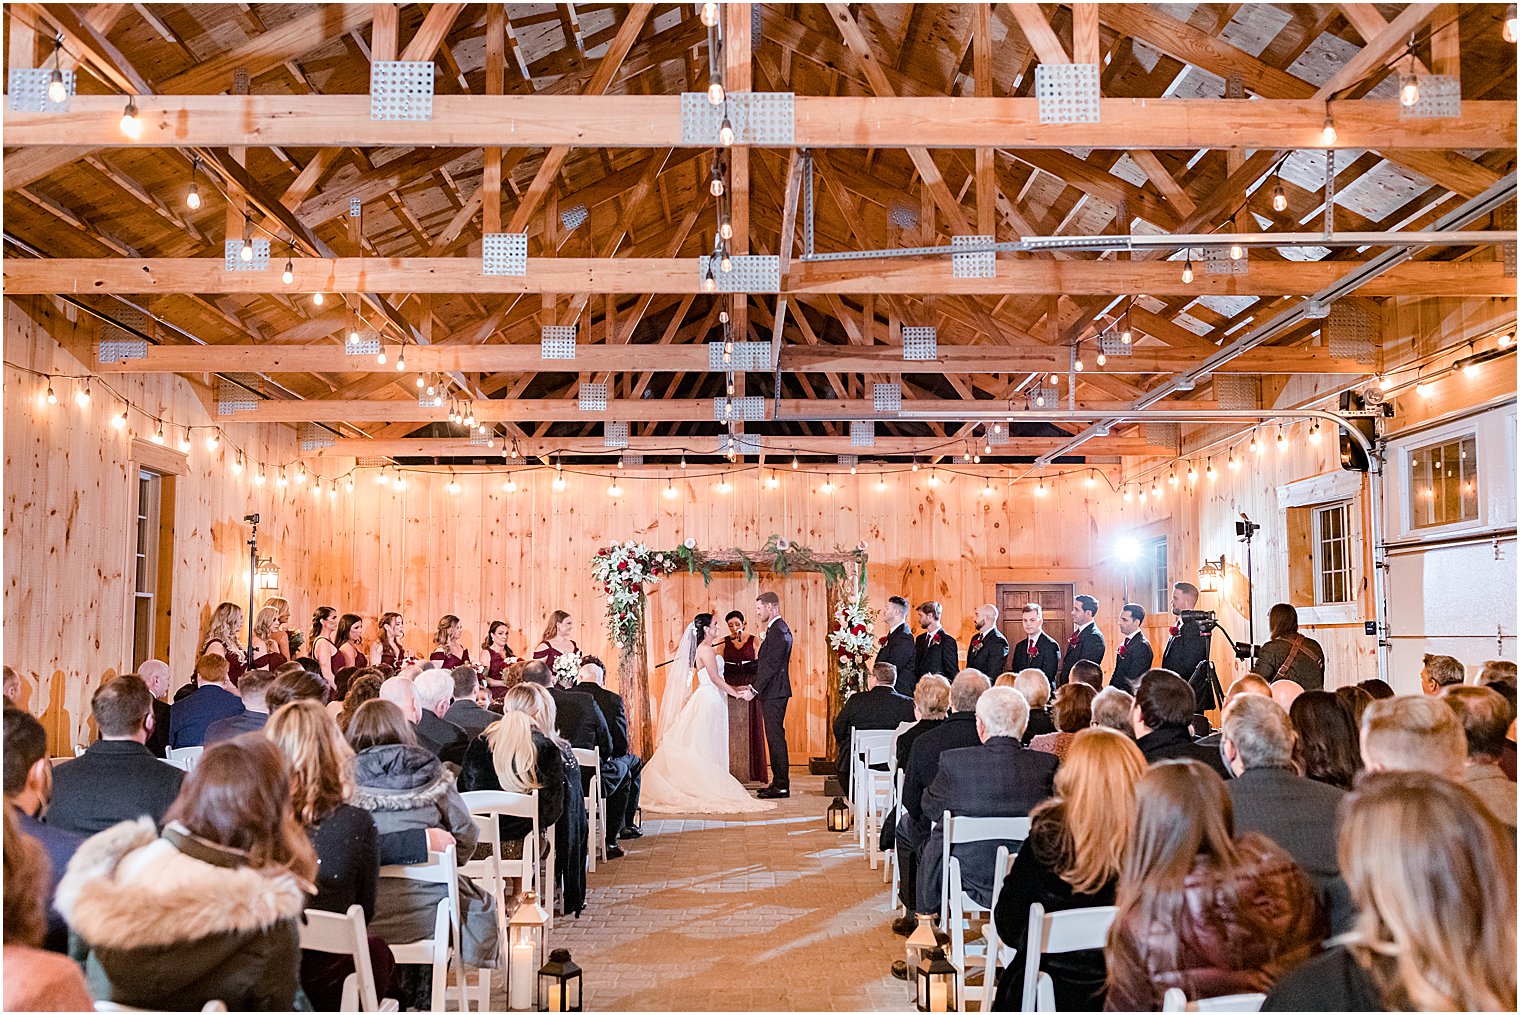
[250,605,288,670]
[429,614,470,670]
[201,601,247,686]
[263,597,296,658]
[459,692,568,878]
[1264,770,1516,1012]
[504,682,589,916]
[990,728,1147,1010]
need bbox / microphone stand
[244,513,259,670]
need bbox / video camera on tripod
[1179,609,1254,661]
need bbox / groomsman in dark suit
[1109,603,1154,695]
[1161,581,1210,685]
[875,596,918,696]
[964,604,1010,678]
[913,601,959,685]
[1056,595,1106,688]
[1009,603,1061,685]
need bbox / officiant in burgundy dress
[720,611,767,782]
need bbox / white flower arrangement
[551,650,583,687]
[829,592,877,696]
[592,542,678,651]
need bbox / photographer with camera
[1251,603,1326,691]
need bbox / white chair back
[379,846,468,1012]
[299,904,399,1012]
[1161,988,1267,1012]
[938,815,1031,1007]
[1020,902,1118,1011]
[571,747,605,870]
[851,729,895,850]
[165,745,204,770]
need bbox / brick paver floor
[495,774,914,1012]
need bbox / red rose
[617,561,627,571]
[879,636,888,645]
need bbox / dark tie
[1029,639,1037,654]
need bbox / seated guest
[991,728,1145,1011]
[964,604,1010,681]
[505,683,589,917]
[4,707,82,952]
[3,807,94,1013]
[57,739,316,1010]
[1105,760,1322,1011]
[1250,604,1325,690]
[139,659,172,758]
[1440,685,1517,828]
[893,670,989,937]
[1419,652,1466,695]
[1333,683,1375,728]
[1013,668,1055,743]
[1108,603,1152,695]
[2,664,19,705]
[1130,669,1230,777]
[459,690,568,876]
[1270,678,1305,712]
[1478,676,1518,780]
[205,667,275,743]
[445,665,499,739]
[265,701,400,1011]
[266,668,330,713]
[1289,691,1362,791]
[412,669,469,767]
[167,653,244,748]
[897,674,952,772]
[1480,659,1518,685]
[521,660,612,773]
[347,701,497,976]
[1222,695,1354,935]
[1357,677,1395,700]
[574,656,643,852]
[379,675,461,767]
[1090,686,1134,736]
[833,662,915,794]
[1028,682,1096,763]
[917,686,1057,914]
[1069,659,1103,692]
[338,672,385,733]
[1360,695,1465,780]
[1264,771,1516,1012]
[1196,674,1272,747]
[49,675,183,835]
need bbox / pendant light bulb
[1271,181,1287,212]
[313,291,325,306]
[1121,328,1132,345]
[186,181,201,210]
[1321,113,1337,145]
[47,68,67,105]
[1181,259,1194,285]
[281,260,293,285]
[376,348,386,366]
[1399,72,1419,107]
[74,381,90,408]
[240,236,254,262]
[1229,242,1245,261]
[707,82,725,106]
[119,97,141,139]
[395,349,405,372]
[1505,13,1518,44]
[113,409,128,430]
[1097,351,1107,367]
[710,173,724,197]
[45,383,57,406]
[719,220,734,241]
[718,117,735,147]
[700,2,719,27]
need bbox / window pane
[1410,434,1479,529]
[1315,503,1353,605]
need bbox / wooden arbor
[618,542,868,761]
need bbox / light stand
[1236,513,1261,663]
[244,513,260,670]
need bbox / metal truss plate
[560,204,589,232]
[889,204,918,229]
[714,396,764,421]
[299,424,334,452]
[1401,75,1460,119]
[708,340,770,371]
[1327,304,1377,363]
[483,233,528,276]
[578,382,607,412]
[985,424,1009,447]
[1098,334,1134,356]
[850,421,875,447]
[1027,386,1060,408]
[1499,203,1516,279]
[468,433,495,447]
[8,68,74,112]
[621,453,644,468]
[1204,245,1249,275]
[951,235,996,278]
[873,383,902,415]
[97,337,148,363]
[838,454,859,468]
[224,239,271,271]
[902,326,938,361]
[604,421,629,449]
[541,325,577,359]
[1035,63,1101,124]
[681,91,795,146]
[1214,375,1260,410]
[344,336,382,356]
[1141,422,1181,453]
[216,373,259,415]
[357,456,389,467]
[698,254,780,293]
[717,433,762,456]
[349,197,362,218]
[370,61,434,121]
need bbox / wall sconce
[255,556,281,591]
[1197,556,1226,594]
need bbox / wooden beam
[6,95,1511,150]
[1314,5,1439,100]
[159,5,376,92]
[16,256,1507,298]
[1005,3,1070,65]
[398,3,466,63]
[1129,149,1196,217]
[1072,3,1100,65]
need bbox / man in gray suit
[752,591,793,798]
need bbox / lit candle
[509,940,534,1010]
[548,982,564,1012]
[928,978,949,1012]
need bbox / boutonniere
[1168,623,1181,637]
[970,633,983,649]
[879,635,888,646]
[1067,631,1081,648]
[1117,642,1129,660]
[930,632,941,646]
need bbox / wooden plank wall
[3,297,343,751]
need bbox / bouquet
[829,593,877,696]
[591,540,681,651]
[551,651,583,688]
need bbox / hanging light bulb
[1271,178,1287,213]
[205,429,220,451]
[293,464,306,486]
[1187,464,1197,483]
[1249,433,1262,454]
[702,263,717,293]
[1376,374,1393,391]
[552,458,565,491]
[395,347,406,372]
[962,447,972,463]
[311,478,322,499]
[719,117,735,147]
[281,258,293,285]
[1321,112,1337,145]
[1228,450,1240,471]
[1276,428,1287,451]
[982,480,994,497]
[240,218,254,262]
[253,465,266,486]
[1308,422,1322,443]
[74,380,90,408]
[151,420,165,444]
[1097,350,1107,367]
[718,310,730,325]
[1506,10,1518,43]
[1415,379,1434,398]
[719,248,733,273]
[700,2,719,27]
[186,181,201,212]
[446,474,460,495]
[820,478,835,495]
[1206,461,1217,481]
[927,471,940,487]
[393,471,406,491]
[345,476,355,494]
[1084,472,1096,489]
[719,220,734,241]
[1123,486,1134,503]
[1229,242,1245,261]
[1138,487,1148,503]
[277,469,289,488]
[1182,256,1194,285]
[1035,480,1047,497]
[707,81,725,105]
[376,346,387,366]
[230,453,243,476]
[1168,469,1178,487]
[177,427,192,452]
[1151,480,1161,499]
[1120,326,1132,345]
[1035,391,1046,407]
[415,373,425,389]
[112,408,128,430]
[911,459,920,473]
[1399,70,1420,107]
[46,39,67,103]
[710,170,725,197]
[119,96,141,139]
[313,291,325,306]
[1499,333,1513,349]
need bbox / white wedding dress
[641,626,775,814]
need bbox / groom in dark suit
[752,591,793,798]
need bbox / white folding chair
[299,905,400,1012]
[459,790,543,1011]
[379,845,471,1012]
[165,745,204,770]
[889,768,907,911]
[883,721,914,885]
[540,821,558,932]
[1161,989,1266,1012]
[862,739,895,870]
[851,729,894,852]
[975,846,1016,1012]
[939,813,1032,1005]
[1018,902,1119,1011]
[571,747,605,871]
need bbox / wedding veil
[657,622,698,742]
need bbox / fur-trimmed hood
[352,743,454,809]
[56,818,307,950]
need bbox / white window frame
[1147,536,1169,616]
[1389,412,1498,541]
[1312,501,1354,606]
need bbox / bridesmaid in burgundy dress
[370,611,408,669]
[310,607,340,692]
[481,620,517,705]
[720,610,768,782]
[430,614,471,669]
[261,597,295,661]
[201,601,247,688]
[531,611,579,678]
[249,606,288,671]
[333,614,366,695]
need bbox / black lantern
[538,948,582,1012]
[827,795,853,832]
[915,945,957,1012]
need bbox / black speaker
[1338,391,1376,472]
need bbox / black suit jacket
[575,681,633,759]
[443,699,499,740]
[1136,724,1230,778]
[146,698,171,757]
[1010,632,1061,685]
[414,711,469,767]
[1161,618,1210,684]
[920,737,1058,909]
[965,628,1010,679]
[914,630,960,684]
[1055,624,1106,687]
[753,618,793,700]
[1227,766,1353,935]
[876,624,918,696]
[832,685,916,781]
[548,686,613,758]
[48,740,185,836]
[901,711,983,831]
[1108,633,1154,695]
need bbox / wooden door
[996,583,1075,653]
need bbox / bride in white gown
[641,612,775,813]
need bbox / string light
[820,478,834,495]
[1097,350,1107,367]
[552,458,566,491]
[46,37,67,104]
[45,381,57,406]
[718,116,735,147]
[119,96,141,139]
[709,163,725,197]
[926,471,940,487]
[1415,379,1434,398]
[1035,480,1047,497]
[74,380,90,408]
[152,420,165,444]
[1308,422,1322,443]
[1229,242,1245,261]
[415,373,425,389]
[1228,449,1240,471]
[1138,487,1147,503]
[700,1,719,27]
[702,262,717,293]
[1181,254,1194,285]
[1187,464,1197,484]
[791,455,799,470]
[276,469,288,488]
[1506,10,1518,43]
[664,477,677,499]
[254,465,266,486]
[446,473,460,495]
[205,429,220,451]
[911,459,919,473]
[281,257,293,286]
[1377,374,1393,391]
[1276,428,1287,451]
[395,346,406,372]
[1168,469,1178,487]
[1206,461,1217,481]
[1249,433,1262,455]
[345,477,354,493]
[1123,487,1133,503]
[239,217,254,262]
[393,471,407,491]
[707,81,725,106]
[719,248,733,273]
[1151,480,1161,499]
[1048,372,1060,385]
[876,476,887,492]
[719,219,734,241]
[715,476,731,493]
[503,475,518,494]
[313,291,325,306]
[1270,174,1288,213]
[376,346,386,366]
[1399,50,1420,106]
[293,464,306,486]
[176,427,192,452]
[112,409,128,430]
[1084,473,1096,489]
[1321,112,1337,145]
[185,155,202,210]
[982,480,995,497]
[1499,333,1513,349]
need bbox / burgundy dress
[250,639,286,672]
[202,639,246,687]
[483,648,516,705]
[375,643,405,670]
[721,635,767,782]
[335,643,364,671]
[430,647,471,669]
[532,641,579,668]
